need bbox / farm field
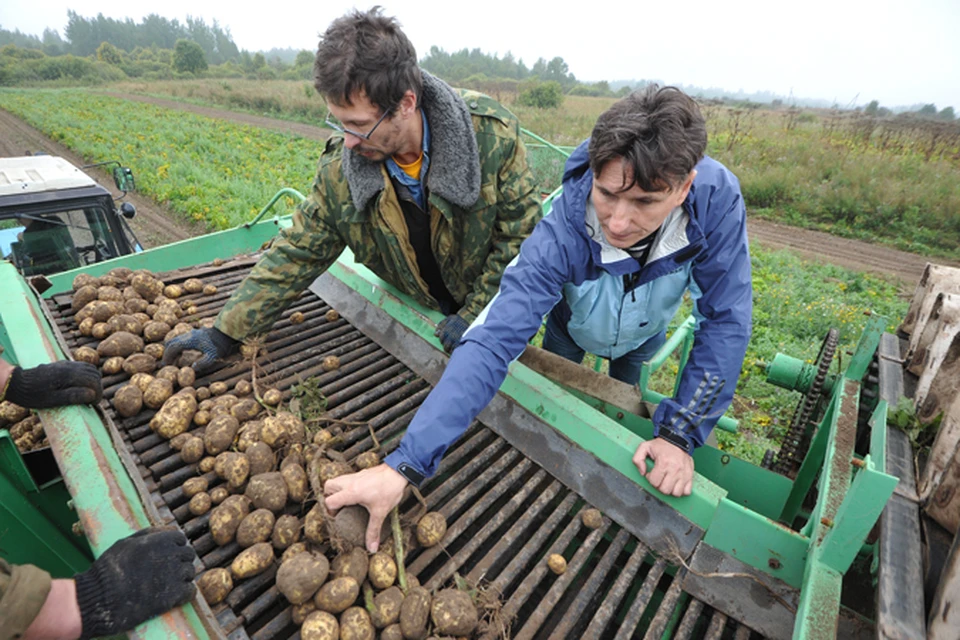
[0,88,914,463]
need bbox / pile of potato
[0,401,46,453]
[65,266,485,639]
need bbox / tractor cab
[0,155,142,278]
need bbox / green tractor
[0,155,142,280]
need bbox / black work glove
[75,527,197,640]
[434,314,469,354]
[3,361,102,408]
[162,327,237,375]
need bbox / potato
[193,410,211,427]
[313,429,334,446]
[416,512,447,548]
[96,285,122,302]
[124,298,150,314]
[189,492,212,516]
[153,310,178,329]
[265,412,306,446]
[204,414,240,456]
[281,463,308,504]
[196,386,211,401]
[143,342,165,360]
[262,388,282,406]
[165,323,193,343]
[78,317,95,336]
[379,624,403,640]
[215,451,249,487]
[142,321,172,343]
[203,284,218,295]
[112,384,143,418]
[71,284,99,312]
[97,331,143,358]
[244,472,287,512]
[290,311,305,324]
[313,576,359,614]
[354,451,379,470]
[146,304,158,317]
[177,367,196,389]
[210,503,244,546]
[150,391,197,439]
[430,589,478,636]
[91,322,111,340]
[318,461,352,486]
[245,441,275,475]
[236,508,276,548]
[231,542,274,579]
[325,309,339,322]
[332,547,368,586]
[73,346,99,366]
[122,353,156,375]
[286,601,314,625]
[101,356,124,375]
[234,379,253,396]
[182,476,208,498]
[547,553,567,575]
[209,485,229,504]
[339,607,375,640]
[131,273,163,299]
[107,314,142,336]
[183,278,204,293]
[229,398,261,422]
[399,587,432,640]
[180,436,205,464]
[371,586,403,629]
[581,508,603,529]
[197,568,232,605]
[321,355,340,372]
[303,504,326,544]
[130,373,154,392]
[155,365,180,384]
[330,506,387,550]
[143,378,175,410]
[282,542,308,564]
[77,300,123,324]
[368,552,397,590]
[276,550,329,604]
[271,514,301,550]
[236,422,261,452]
[169,432,191,451]
[163,284,183,298]
[207,381,227,396]
[300,611,338,640]
[107,267,132,282]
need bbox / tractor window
[4,206,111,277]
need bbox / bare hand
[324,464,408,553]
[633,438,694,497]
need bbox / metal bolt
[820,517,834,528]
[768,558,782,570]
[851,458,866,468]
[616,412,624,419]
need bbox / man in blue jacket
[326,86,753,553]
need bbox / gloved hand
[434,314,469,353]
[162,327,237,375]
[74,527,197,640]
[3,361,102,408]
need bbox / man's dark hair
[313,7,422,113]
[589,85,707,192]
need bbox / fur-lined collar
[341,71,481,212]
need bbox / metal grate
[45,257,766,640]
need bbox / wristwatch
[396,462,426,487]
[654,425,694,456]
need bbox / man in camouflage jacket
[165,8,541,369]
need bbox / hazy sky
[2,0,958,111]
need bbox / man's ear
[674,169,697,204]
[398,90,418,118]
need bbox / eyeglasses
[324,105,394,141]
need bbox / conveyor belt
[45,256,771,639]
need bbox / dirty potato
[209,381,228,396]
[204,414,240,455]
[73,346,100,366]
[122,353,156,375]
[281,542,308,564]
[430,588,478,636]
[262,388,282,406]
[244,472,288,512]
[143,342,165,360]
[331,547,369,586]
[101,356,124,375]
[177,367,196,388]
[276,550,329,604]
[289,311,305,324]
[149,390,196,438]
[371,586,403,629]
[180,436,205,464]
[234,379,253,396]
[71,284,99,311]
[143,378,175,410]
[399,587,432,640]
[303,504,326,544]
[321,355,340,372]
[188,492,212,516]
[112,384,143,418]
[271,514,301,550]
[313,576,359,614]
[416,512,447,548]
[236,508,276,548]
[339,606,375,640]
[581,508,603,529]
[245,441,274,475]
[96,331,144,358]
[216,451,250,490]
[231,542,274,580]
[229,398,261,422]
[182,476,208,498]
[300,611,338,640]
[210,503,244,546]
[547,553,567,575]
[183,278,204,293]
[209,485,229,505]
[325,309,339,322]
[354,451,379,470]
[368,552,397,590]
[197,568,232,605]
[281,462,308,504]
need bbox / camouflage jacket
[217,71,542,340]
[0,559,51,640]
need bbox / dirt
[2,96,957,288]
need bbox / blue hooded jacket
[385,142,752,480]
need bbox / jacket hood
[341,70,481,212]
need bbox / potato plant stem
[391,507,407,593]
[363,582,376,617]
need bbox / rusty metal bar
[582,540,651,637]
[673,598,705,640]
[641,569,688,640]
[612,557,670,640]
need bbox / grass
[0,86,913,464]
